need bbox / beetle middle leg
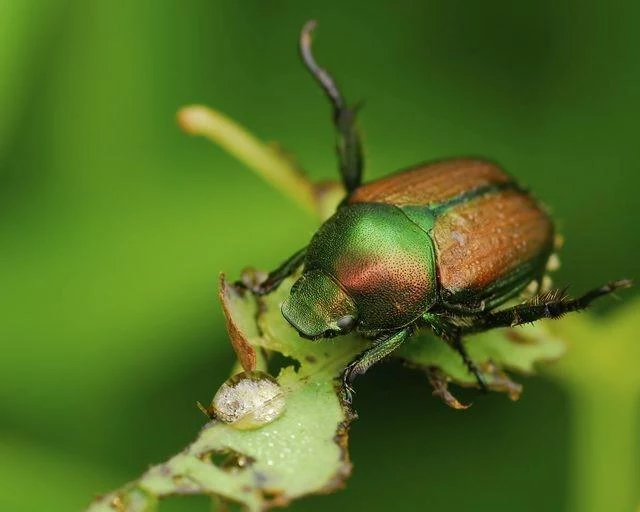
[299,21,363,193]
[342,328,411,403]
[423,314,488,391]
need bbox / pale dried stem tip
[178,105,318,216]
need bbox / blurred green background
[1,1,638,511]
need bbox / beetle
[245,21,631,402]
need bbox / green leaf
[88,274,571,511]
[89,369,350,511]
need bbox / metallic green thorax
[286,203,437,333]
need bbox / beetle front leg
[237,247,307,295]
[341,328,411,403]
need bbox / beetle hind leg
[463,279,633,333]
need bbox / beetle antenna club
[299,20,363,193]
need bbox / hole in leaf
[267,351,300,375]
[204,448,256,472]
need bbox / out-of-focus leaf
[0,0,61,160]
[548,296,640,389]
[545,297,640,512]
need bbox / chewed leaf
[88,273,569,511]
[88,367,352,512]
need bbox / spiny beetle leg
[464,279,633,333]
[299,20,363,193]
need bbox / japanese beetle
[247,21,631,402]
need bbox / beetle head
[282,269,358,340]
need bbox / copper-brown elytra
[241,21,632,403]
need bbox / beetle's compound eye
[336,314,356,332]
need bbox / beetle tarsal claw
[341,381,356,404]
[341,367,358,404]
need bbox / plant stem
[178,105,318,216]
